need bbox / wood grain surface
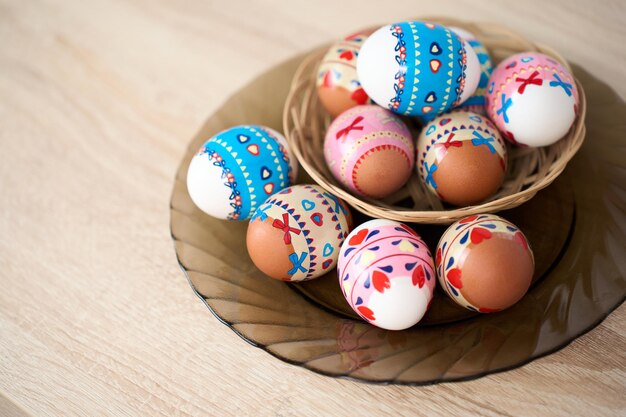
[0,0,625,416]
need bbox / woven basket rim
[282,18,587,224]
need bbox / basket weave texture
[283,17,586,224]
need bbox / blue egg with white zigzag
[357,21,482,121]
[187,125,298,221]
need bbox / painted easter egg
[324,105,414,198]
[337,219,436,330]
[316,29,374,117]
[486,52,579,147]
[417,111,507,206]
[357,21,481,120]
[246,184,351,281]
[436,214,534,313]
[450,27,493,114]
[187,125,297,220]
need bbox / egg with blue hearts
[246,185,352,282]
[186,125,298,221]
[357,21,481,121]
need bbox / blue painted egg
[357,21,481,120]
[186,125,298,220]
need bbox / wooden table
[1,1,624,415]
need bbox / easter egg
[246,184,351,281]
[417,111,507,206]
[317,29,373,117]
[450,27,493,114]
[187,125,297,220]
[486,52,579,147]
[337,219,436,330]
[324,105,414,198]
[436,214,534,313]
[357,21,481,120]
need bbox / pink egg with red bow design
[337,219,435,330]
[324,105,414,199]
[486,52,579,147]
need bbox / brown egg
[436,214,534,313]
[352,146,411,198]
[246,185,351,282]
[316,29,374,117]
[417,111,507,206]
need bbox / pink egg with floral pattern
[436,214,534,313]
[486,52,579,147]
[324,105,414,199]
[337,219,435,330]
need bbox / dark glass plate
[170,54,626,385]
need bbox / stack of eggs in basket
[186,20,579,330]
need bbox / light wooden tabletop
[1,1,625,416]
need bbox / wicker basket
[283,17,586,224]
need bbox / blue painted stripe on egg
[223,126,292,215]
[412,22,465,118]
[206,136,252,220]
[254,125,292,189]
[395,21,416,116]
